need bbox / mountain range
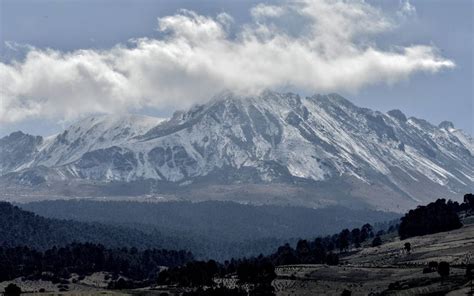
[1,91,472,212]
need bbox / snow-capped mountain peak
[1,92,472,211]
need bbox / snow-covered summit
[1,92,472,211]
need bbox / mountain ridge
[1,91,472,212]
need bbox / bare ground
[272,218,474,295]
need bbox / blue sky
[0,0,472,137]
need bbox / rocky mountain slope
[1,91,472,211]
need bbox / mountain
[0,91,472,211]
[0,114,164,176]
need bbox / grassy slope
[273,216,474,295]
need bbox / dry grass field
[272,217,474,295]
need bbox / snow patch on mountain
[0,91,472,210]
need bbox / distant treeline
[0,202,171,250]
[155,194,474,294]
[19,200,397,240]
[0,242,193,283]
[0,214,388,290]
[19,200,398,258]
[1,194,473,295]
[0,201,286,261]
[132,220,393,295]
[398,194,473,239]
[0,242,276,294]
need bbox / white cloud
[398,0,417,18]
[0,0,454,124]
[251,3,286,20]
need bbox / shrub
[438,261,450,278]
[466,264,474,279]
[4,283,21,296]
[428,261,438,269]
[341,289,352,296]
[404,242,411,253]
[423,267,432,274]
[371,236,382,247]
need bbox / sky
[0,0,472,137]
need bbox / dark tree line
[158,255,276,295]
[21,199,397,244]
[0,202,175,251]
[158,260,220,287]
[398,198,466,239]
[0,202,399,294]
[155,220,398,293]
[182,287,247,296]
[0,219,393,292]
[3,201,398,261]
[157,224,380,289]
[3,194,471,294]
[154,219,394,295]
[0,243,193,283]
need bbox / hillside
[0,202,170,250]
[1,92,472,211]
[0,202,292,260]
[6,200,396,261]
[19,200,398,243]
[1,198,472,295]
[273,217,474,295]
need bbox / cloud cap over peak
[0,0,455,124]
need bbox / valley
[1,201,472,295]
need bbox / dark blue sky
[0,0,472,136]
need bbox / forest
[16,200,398,260]
[0,243,193,283]
[0,202,285,260]
[1,194,472,295]
[0,202,170,250]
[0,210,396,289]
[398,196,472,239]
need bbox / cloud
[251,3,286,19]
[0,0,454,124]
[398,0,417,18]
